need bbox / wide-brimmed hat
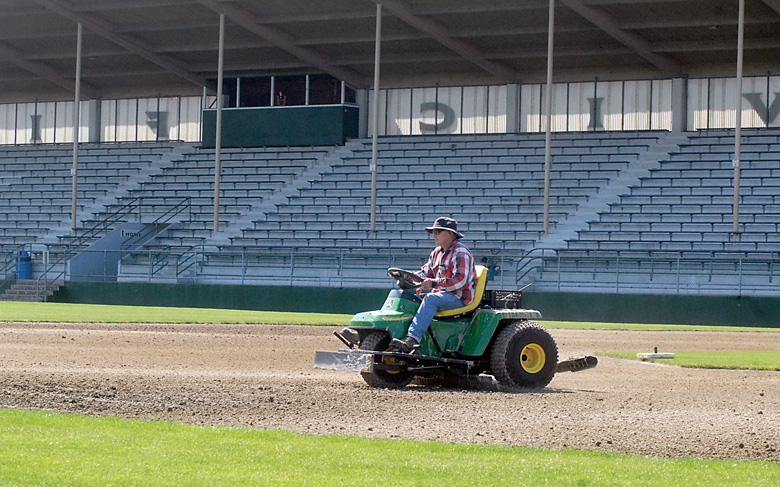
[425,216,464,239]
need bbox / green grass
[0,301,353,326]
[541,320,780,333]
[2,302,779,333]
[0,409,778,487]
[601,350,780,371]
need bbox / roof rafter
[197,0,369,88]
[560,0,683,76]
[374,0,520,82]
[36,0,207,88]
[763,0,780,15]
[0,40,99,97]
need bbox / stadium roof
[2,0,780,101]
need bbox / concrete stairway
[0,280,62,302]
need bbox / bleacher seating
[529,129,780,295]
[0,143,178,252]
[2,129,778,294]
[562,129,780,256]
[226,132,662,254]
[82,145,332,251]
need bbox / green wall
[202,105,359,148]
[522,292,780,328]
[52,281,388,315]
[52,282,780,328]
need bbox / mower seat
[435,264,488,318]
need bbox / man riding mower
[314,265,597,389]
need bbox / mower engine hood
[348,289,419,336]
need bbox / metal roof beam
[373,0,520,82]
[36,0,207,88]
[197,0,369,88]
[763,0,780,15]
[561,0,683,76]
[0,40,99,97]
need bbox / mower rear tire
[490,321,558,389]
[359,331,414,388]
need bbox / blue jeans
[406,292,464,342]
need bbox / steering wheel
[387,267,423,290]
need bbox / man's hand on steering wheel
[387,267,424,290]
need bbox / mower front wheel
[359,331,414,388]
[490,321,558,389]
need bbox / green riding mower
[314,265,597,389]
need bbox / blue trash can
[16,250,31,280]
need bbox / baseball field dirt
[1,322,778,461]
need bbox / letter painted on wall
[145,111,169,139]
[743,92,780,126]
[418,102,456,133]
[587,97,604,130]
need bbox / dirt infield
[1,322,778,461]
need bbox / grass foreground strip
[0,301,353,326]
[601,350,780,371]
[0,409,778,487]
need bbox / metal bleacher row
[1,129,778,294]
[0,143,180,248]
[228,132,658,254]
[565,131,780,255]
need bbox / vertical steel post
[71,23,83,234]
[732,0,745,235]
[213,14,225,233]
[370,4,382,232]
[543,0,555,236]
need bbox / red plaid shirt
[416,240,476,304]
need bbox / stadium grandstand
[0,0,779,323]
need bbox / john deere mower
[314,265,597,389]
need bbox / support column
[370,4,382,232]
[70,23,83,235]
[732,0,745,235]
[506,83,521,134]
[213,13,225,234]
[356,88,369,138]
[87,99,101,143]
[671,78,687,133]
[542,0,555,236]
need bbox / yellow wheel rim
[520,343,546,374]
[383,348,404,375]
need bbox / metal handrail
[23,239,780,297]
[513,248,555,285]
[532,250,780,295]
[0,244,27,291]
[111,246,780,296]
[35,197,192,301]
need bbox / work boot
[391,336,419,354]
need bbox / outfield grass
[1,301,779,333]
[0,409,778,487]
[0,301,354,326]
[541,320,780,333]
[601,350,780,371]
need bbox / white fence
[0,96,205,145]
[1,74,780,144]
